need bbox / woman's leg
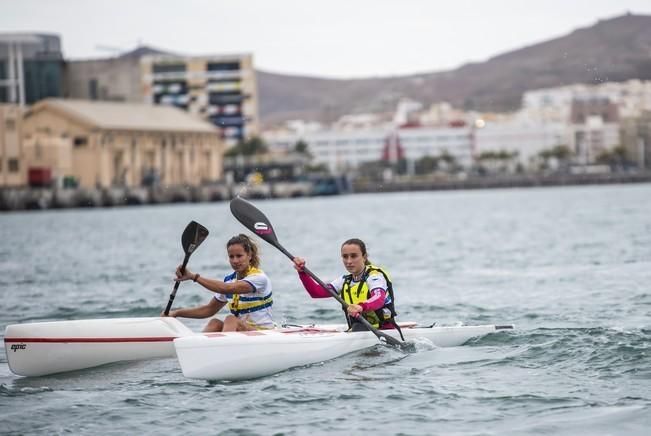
[202,318,225,332]
[222,314,254,332]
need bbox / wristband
[193,273,200,282]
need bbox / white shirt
[215,269,274,328]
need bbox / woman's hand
[346,304,363,318]
[293,257,306,272]
[175,265,194,282]
[160,309,177,317]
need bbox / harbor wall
[0,180,317,211]
[352,171,651,193]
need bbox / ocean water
[1,184,650,435]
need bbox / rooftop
[29,99,219,134]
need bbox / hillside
[256,13,651,126]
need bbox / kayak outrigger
[3,317,514,378]
[4,317,188,377]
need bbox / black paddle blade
[230,196,279,247]
[181,221,209,255]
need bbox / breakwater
[353,171,651,193]
[0,180,316,211]
[3,171,651,212]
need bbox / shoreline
[352,171,651,193]
[2,172,650,212]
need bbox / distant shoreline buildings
[1,32,651,207]
[264,80,651,175]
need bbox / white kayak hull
[4,317,192,376]
[5,318,513,379]
[174,324,514,381]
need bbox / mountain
[256,13,651,126]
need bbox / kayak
[3,317,192,377]
[4,317,513,378]
[174,323,514,381]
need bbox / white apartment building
[522,80,651,122]
[521,84,591,123]
[475,121,567,165]
[265,125,474,173]
[265,81,651,173]
[266,120,575,173]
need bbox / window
[89,79,99,100]
[153,63,186,74]
[5,119,15,131]
[8,158,19,172]
[207,62,240,71]
[74,136,88,147]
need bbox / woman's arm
[298,271,334,298]
[358,271,389,312]
[195,276,254,295]
[293,256,334,298]
[347,289,386,318]
[166,298,225,318]
[359,288,387,311]
[175,265,254,295]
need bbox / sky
[2,0,651,79]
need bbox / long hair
[341,238,370,265]
[227,234,260,267]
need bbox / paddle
[163,220,210,316]
[229,196,407,348]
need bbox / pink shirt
[298,271,387,310]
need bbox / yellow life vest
[341,264,396,329]
[226,267,273,316]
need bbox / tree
[537,145,572,171]
[596,145,628,169]
[539,145,572,161]
[415,155,440,174]
[477,149,519,173]
[293,140,311,157]
[224,136,268,157]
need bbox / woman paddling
[292,238,402,336]
[162,234,274,332]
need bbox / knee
[203,318,224,332]
[222,315,240,331]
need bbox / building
[64,46,168,103]
[0,104,25,186]
[475,121,567,168]
[569,117,621,165]
[620,110,651,169]
[522,80,651,123]
[0,33,64,106]
[17,99,223,189]
[141,53,259,146]
[570,97,619,124]
[265,125,474,174]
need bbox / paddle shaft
[228,195,405,347]
[274,243,403,347]
[164,252,191,316]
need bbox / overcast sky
[2,0,651,79]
